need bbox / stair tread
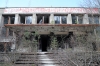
[15,52,59,66]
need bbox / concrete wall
[0,9,4,14]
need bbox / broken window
[61,16,67,24]
[54,16,60,24]
[10,17,15,24]
[72,15,77,24]
[54,16,67,24]
[20,15,32,24]
[72,15,83,24]
[3,15,15,24]
[94,15,99,24]
[37,14,50,24]
[20,15,25,24]
[2,15,15,37]
[89,15,99,24]
[37,16,42,24]
[89,15,94,24]
[78,15,83,24]
[26,16,32,24]
[4,16,8,24]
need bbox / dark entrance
[40,35,50,52]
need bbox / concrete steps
[15,52,61,66]
[38,52,61,66]
[15,53,37,64]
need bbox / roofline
[0,7,99,9]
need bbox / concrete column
[49,14,55,24]
[0,14,2,26]
[83,14,89,24]
[66,16,67,24]
[0,27,2,36]
[14,14,20,24]
[32,13,37,24]
[99,16,100,24]
[0,14,3,36]
[60,16,62,24]
[0,14,3,27]
[42,16,44,24]
[11,32,16,52]
[25,16,26,24]
[67,14,72,24]
[76,16,79,24]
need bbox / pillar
[49,14,55,24]
[99,16,100,24]
[0,14,2,26]
[76,16,79,24]
[83,14,89,24]
[32,13,37,24]
[11,32,16,52]
[67,14,72,24]
[0,14,4,27]
[60,16,62,24]
[14,14,20,24]
[42,16,44,24]
[0,14,3,36]
[4,43,7,52]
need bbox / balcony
[4,24,100,35]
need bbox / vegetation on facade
[18,31,39,52]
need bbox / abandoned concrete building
[0,7,100,52]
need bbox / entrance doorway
[39,35,50,52]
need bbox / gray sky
[0,0,81,7]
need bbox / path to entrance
[15,52,61,66]
[38,52,60,66]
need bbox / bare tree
[81,0,100,8]
[80,0,100,16]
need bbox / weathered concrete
[0,14,2,26]
[67,14,72,24]
[76,16,79,24]
[0,9,4,14]
[38,52,59,66]
[0,14,3,36]
[32,13,37,24]
[0,14,3,27]
[49,14,55,24]
[11,32,16,52]
[99,16,100,24]
[83,14,89,24]
[14,14,20,24]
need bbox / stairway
[14,53,37,66]
[37,52,61,66]
[15,52,61,66]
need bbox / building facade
[0,7,100,52]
